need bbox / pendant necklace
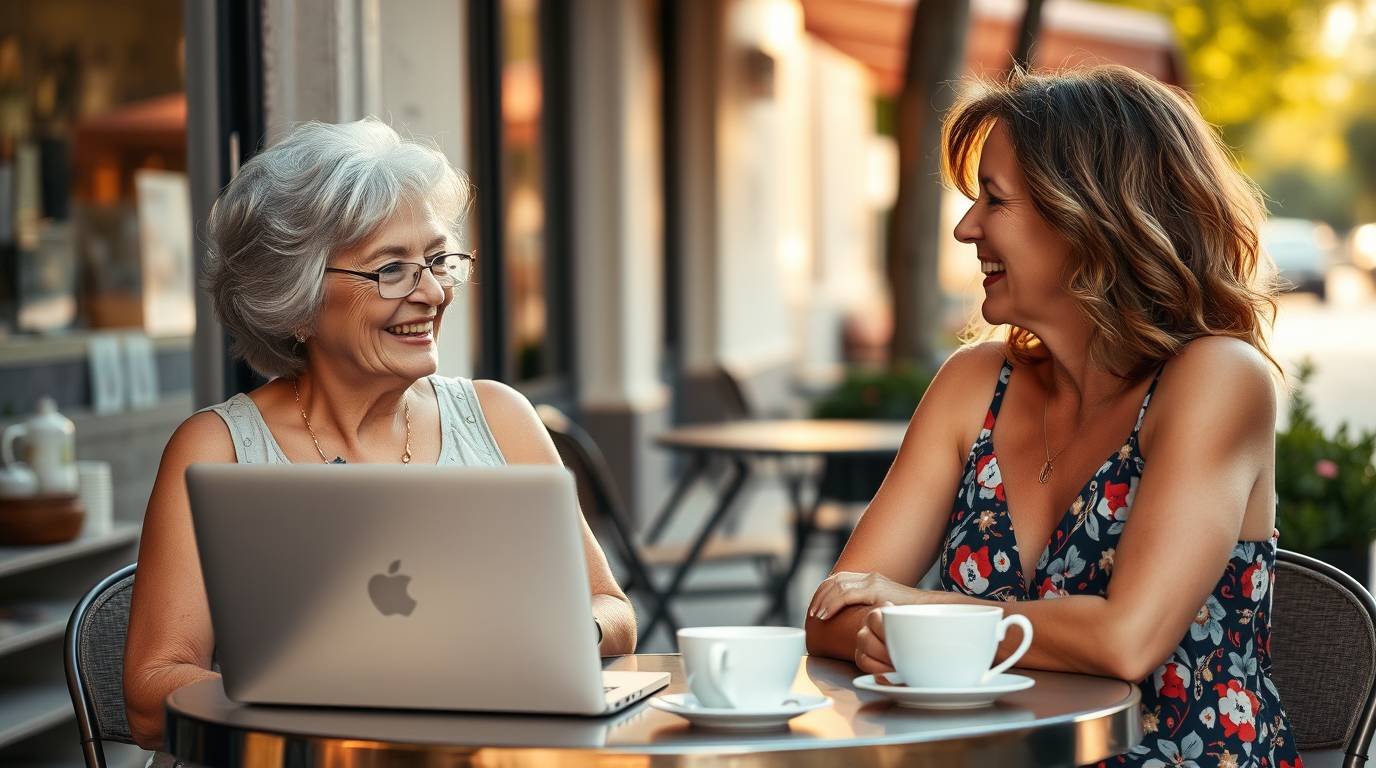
[292,379,412,465]
[1038,394,1068,483]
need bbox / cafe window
[0,0,191,343]
[469,0,573,400]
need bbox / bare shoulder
[918,341,1008,456]
[1158,336,1275,410]
[925,341,1007,407]
[162,410,236,467]
[1148,336,1277,445]
[470,379,554,463]
[935,341,1005,382]
[471,379,534,422]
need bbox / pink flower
[1315,459,1339,479]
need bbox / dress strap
[1129,363,1167,441]
[986,359,1015,424]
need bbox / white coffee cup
[678,626,804,709]
[880,604,1033,688]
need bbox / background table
[643,419,908,638]
[167,654,1141,767]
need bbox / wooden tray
[0,494,86,545]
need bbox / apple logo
[368,560,417,616]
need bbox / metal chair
[65,563,138,768]
[537,405,786,644]
[1271,549,1376,767]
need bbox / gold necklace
[1040,387,1116,483]
[1038,396,1069,484]
[292,379,412,465]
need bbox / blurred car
[1260,218,1336,300]
[1350,223,1376,274]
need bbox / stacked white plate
[76,461,113,537]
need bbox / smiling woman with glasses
[120,119,637,759]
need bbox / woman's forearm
[997,594,1163,680]
[807,588,1152,682]
[910,591,1145,680]
[805,606,871,661]
[126,662,221,750]
[592,593,636,656]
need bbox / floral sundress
[938,360,1303,768]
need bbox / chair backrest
[1270,549,1376,762]
[715,366,754,421]
[65,562,137,768]
[536,404,641,560]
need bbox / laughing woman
[805,66,1302,766]
[123,119,636,754]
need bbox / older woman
[123,119,636,751]
[806,66,1301,766]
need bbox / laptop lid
[186,464,613,714]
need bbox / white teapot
[0,462,37,498]
[3,398,77,495]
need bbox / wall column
[570,0,670,522]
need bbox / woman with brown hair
[805,65,1302,766]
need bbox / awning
[801,0,1187,95]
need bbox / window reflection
[0,0,190,339]
[501,0,549,381]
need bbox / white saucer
[648,693,831,731]
[852,673,1035,710]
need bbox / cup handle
[705,643,737,708]
[984,614,1034,682]
[2,424,25,466]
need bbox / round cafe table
[642,419,909,637]
[166,653,1141,767]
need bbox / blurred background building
[2,0,1375,763]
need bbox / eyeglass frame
[324,252,477,299]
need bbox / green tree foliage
[1347,115,1376,223]
[1108,0,1335,140]
[1106,0,1376,228]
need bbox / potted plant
[1275,360,1376,586]
[811,363,933,502]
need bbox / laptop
[185,463,669,715]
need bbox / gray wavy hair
[205,118,470,379]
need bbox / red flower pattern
[949,544,993,594]
[1157,663,1187,702]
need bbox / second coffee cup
[881,604,1033,688]
[678,626,805,709]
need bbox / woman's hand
[808,571,920,620]
[854,603,898,683]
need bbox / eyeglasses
[325,252,476,299]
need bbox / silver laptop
[185,463,668,715]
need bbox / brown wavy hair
[943,65,1280,381]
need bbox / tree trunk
[887,0,971,366]
[1012,0,1046,71]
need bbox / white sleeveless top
[198,375,506,466]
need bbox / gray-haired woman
[123,119,637,752]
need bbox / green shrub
[811,363,933,421]
[1275,360,1376,553]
